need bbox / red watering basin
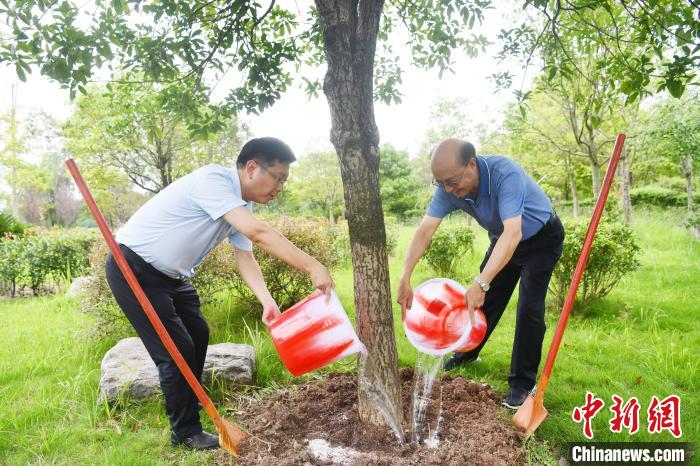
[268,289,366,376]
[403,278,487,356]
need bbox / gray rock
[98,337,255,403]
[66,276,93,297]
[202,342,256,386]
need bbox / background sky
[0,0,531,159]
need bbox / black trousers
[105,245,208,438]
[463,214,564,391]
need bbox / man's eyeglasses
[431,165,467,189]
[257,162,288,186]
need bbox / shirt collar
[465,156,491,201]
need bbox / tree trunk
[681,153,693,213]
[590,158,601,199]
[329,190,336,224]
[316,0,403,429]
[570,171,580,218]
[619,147,632,225]
[565,154,579,218]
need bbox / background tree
[0,110,81,226]
[419,97,473,157]
[0,95,28,218]
[286,151,344,223]
[501,89,590,216]
[379,145,421,220]
[495,0,699,103]
[634,92,700,213]
[63,81,246,194]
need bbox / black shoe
[171,430,220,450]
[444,352,481,370]
[501,387,531,410]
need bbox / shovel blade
[513,395,548,438]
[215,417,246,456]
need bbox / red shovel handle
[65,159,222,424]
[535,134,626,398]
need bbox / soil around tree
[226,367,527,465]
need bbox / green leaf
[666,79,684,98]
[15,63,27,82]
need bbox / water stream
[410,353,445,445]
[358,353,406,443]
[357,351,446,447]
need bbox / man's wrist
[474,275,490,292]
[261,296,276,308]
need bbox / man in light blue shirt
[397,138,564,410]
[106,137,333,450]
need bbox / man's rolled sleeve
[426,188,457,218]
[229,231,253,251]
[496,171,525,221]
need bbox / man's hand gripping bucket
[403,278,487,356]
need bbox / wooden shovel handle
[535,133,626,398]
[65,159,222,424]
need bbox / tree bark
[681,153,693,213]
[590,156,601,199]
[315,0,403,428]
[564,154,579,218]
[569,171,580,218]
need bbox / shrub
[326,218,399,264]
[0,235,25,296]
[686,212,700,240]
[0,212,24,236]
[0,228,97,296]
[224,217,341,310]
[630,186,700,207]
[80,240,133,340]
[549,218,640,309]
[327,220,351,265]
[423,224,475,278]
[384,217,400,257]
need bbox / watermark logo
[572,392,682,439]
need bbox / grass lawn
[1,208,698,464]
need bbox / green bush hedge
[0,228,98,296]
[629,186,699,207]
[549,218,640,309]
[423,224,475,278]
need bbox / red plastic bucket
[268,289,366,377]
[403,278,487,356]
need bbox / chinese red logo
[648,395,682,438]
[572,392,605,439]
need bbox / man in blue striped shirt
[397,139,564,410]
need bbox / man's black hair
[459,141,476,165]
[236,137,296,168]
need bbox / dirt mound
[227,368,525,465]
